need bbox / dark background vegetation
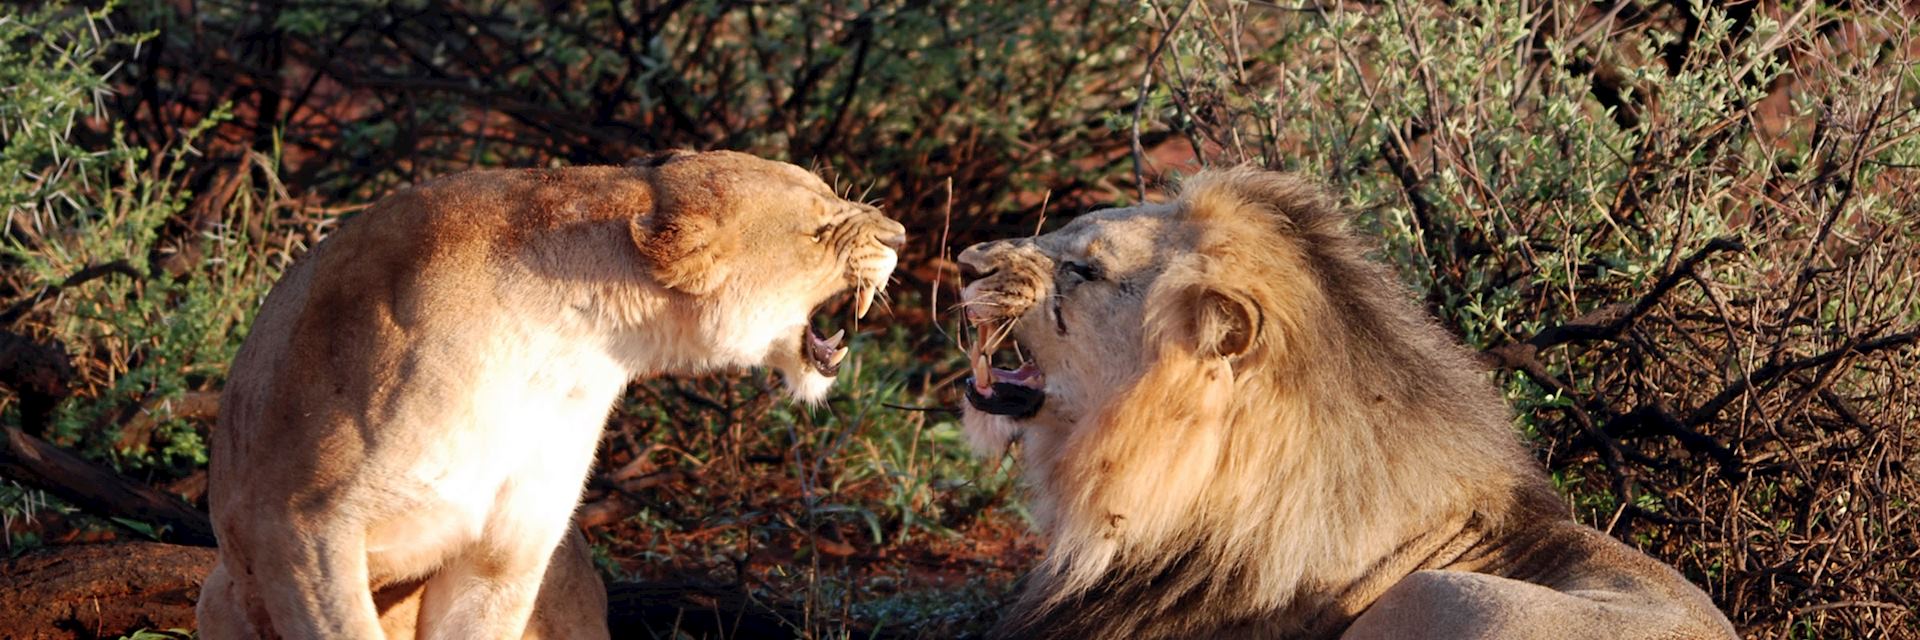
[2,1,1916,638]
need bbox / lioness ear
[1189,288,1260,359]
[629,149,696,168]
[632,163,737,294]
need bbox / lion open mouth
[960,317,1046,418]
[802,285,879,377]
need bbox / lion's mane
[1004,169,1552,636]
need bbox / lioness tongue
[808,328,848,373]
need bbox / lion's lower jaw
[959,409,1021,457]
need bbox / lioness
[196,150,904,639]
[955,167,1736,639]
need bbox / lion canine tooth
[855,285,876,319]
[973,353,994,390]
[829,345,849,368]
[827,329,846,347]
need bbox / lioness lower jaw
[780,359,836,404]
[778,283,886,403]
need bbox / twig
[1033,190,1051,237]
[1481,237,1753,472]
[1789,600,1910,616]
[1687,327,1919,428]
[1613,399,1742,473]
[1506,237,1746,354]
[880,402,960,414]
[0,427,216,547]
[931,177,955,344]
[1379,123,1439,244]
[812,13,875,156]
[1130,0,1200,202]
[0,261,143,326]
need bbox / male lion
[954,167,1736,639]
[196,150,904,639]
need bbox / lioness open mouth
[802,284,879,377]
[960,318,1046,418]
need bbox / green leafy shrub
[2,2,311,536]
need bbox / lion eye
[1061,261,1101,282]
[811,224,831,243]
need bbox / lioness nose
[875,217,907,251]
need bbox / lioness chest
[356,324,632,585]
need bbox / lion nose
[880,232,906,251]
[955,244,999,281]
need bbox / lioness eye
[1062,261,1101,281]
[811,224,831,243]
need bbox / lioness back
[197,151,904,639]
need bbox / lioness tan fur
[955,167,1736,639]
[195,150,904,639]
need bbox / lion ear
[1196,289,1259,358]
[1145,262,1264,361]
[1184,287,1261,359]
[632,166,737,295]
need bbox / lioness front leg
[525,529,611,640]
[415,479,587,639]
[373,528,607,640]
[418,565,551,638]
[243,521,386,638]
[195,560,263,639]
[414,544,554,639]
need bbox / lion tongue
[969,322,1010,393]
[969,346,1041,397]
[993,362,1043,388]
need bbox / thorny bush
[1127,1,1919,637]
